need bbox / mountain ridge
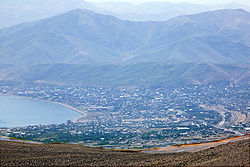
[1,0,249,29]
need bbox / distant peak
[218,8,247,12]
[68,9,96,16]
[235,8,247,12]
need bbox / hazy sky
[86,0,250,5]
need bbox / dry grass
[0,139,249,166]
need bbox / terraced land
[0,139,249,166]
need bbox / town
[0,80,249,148]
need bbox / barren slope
[0,139,249,166]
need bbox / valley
[0,3,249,166]
[0,81,249,149]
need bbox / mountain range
[0,9,249,65]
[0,9,249,87]
[95,1,250,21]
[0,0,250,29]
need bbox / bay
[0,95,82,127]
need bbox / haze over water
[0,95,82,128]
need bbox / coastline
[0,93,86,120]
[51,101,86,117]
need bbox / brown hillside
[0,139,249,166]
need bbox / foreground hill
[0,9,249,65]
[0,139,249,166]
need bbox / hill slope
[1,63,249,87]
[0,139,249,166]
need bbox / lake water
[0,95,82,127]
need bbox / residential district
[0,80,249,149]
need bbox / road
[199,104,244,135]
